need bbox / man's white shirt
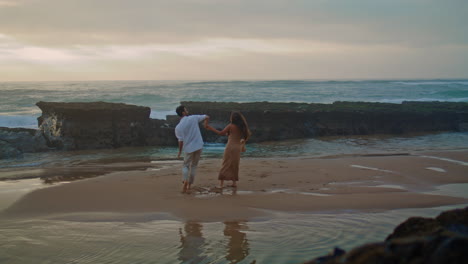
[175,115,207,153]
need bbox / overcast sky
[0,0,467,81]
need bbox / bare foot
[182,181,189,193]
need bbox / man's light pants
[182,149,202,184]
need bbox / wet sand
[2,151,468,221]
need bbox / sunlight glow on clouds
[0,34,83,63]
[0,33,411,65]
[79,38,301,59]
[0,0,32,7]
[0,35,316,64]
[0,0,467,81]
[0,1,18,7]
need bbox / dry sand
[2,151,467,222]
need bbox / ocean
[1,79,468,169]
[1,80,468,263]
[2,79,468,128]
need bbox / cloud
[0,33,414,66]
[0,0,36,7]
[0,35,297,63]
[0,0,467,80]
[0,0,20,7]
[0,34,84,63]
[1,0,467,47]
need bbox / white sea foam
[350,165,395,174]
[373,184,406,190]
[378,97,468,104]
[420,156,468,166]
[268,188,332,196]
[425,167,446,173]
[297,192,332,196]
[426,183,468,199]
[393,81,468,86]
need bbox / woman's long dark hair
[230,111,251,141]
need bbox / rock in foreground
[304,206,468,264]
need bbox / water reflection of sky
[1,204,465,264]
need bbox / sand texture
[2,151,467,222]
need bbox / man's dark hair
[176,105,186,117]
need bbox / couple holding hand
[175,105,251,193]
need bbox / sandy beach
[2,150,467,222]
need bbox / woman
[205,112,251,188]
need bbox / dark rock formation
[0,140,22,159]
[3,100,467,156]
[36,101,176,150]
[0,127,49,158]
[144,118,178,146]
[181,101,468,143]
[303,206,468,264]
[385,217,441,240]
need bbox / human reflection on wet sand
[178,221,206,263]
[224,221,250,264]
[177,221,251,264]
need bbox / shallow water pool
[1,204,465,264]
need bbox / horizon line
[2,77,468,83]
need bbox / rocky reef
[1,100,467,157]
[36,101,176,150]
[181,101,468,143]
[0,127,49,159]
[303,206,468,264]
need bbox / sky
[0,0,467,81]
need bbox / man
[175,105,209,193]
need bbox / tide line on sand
[350,165,396,174]
[420,156,468,166]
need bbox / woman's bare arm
[206,124,231,136]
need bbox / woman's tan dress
[218,125,243,181]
